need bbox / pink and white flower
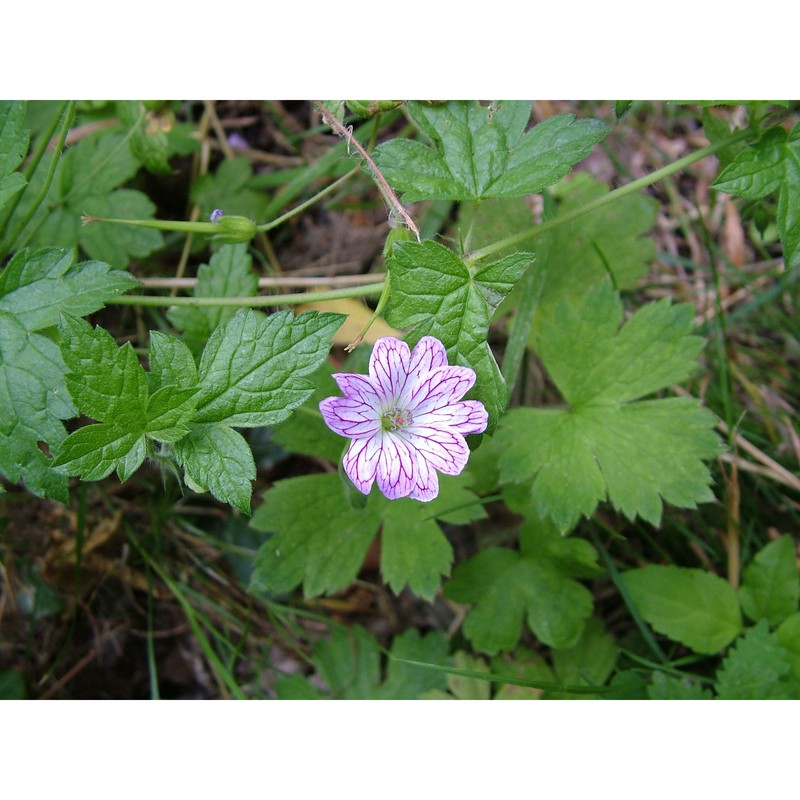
[319,336,488,501]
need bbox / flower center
[381,407,413,432]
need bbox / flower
[319,336,488,501]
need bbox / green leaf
[0,101,29,210]
[191,156,269,221]
[375,101,608,201]
[79,190,164,266]
[167,244,258,358]
[270,360,349,463]
[174,423,255,514]
[279,625,449,700]
[250,474,383,597]
[647,672,713,700]
[776,612,800,687]
[420,652,492,700]
[53,316,199,485]
[713,124,800,266]
[0,313,72,501]
[495,280,723,529]
[385,239,531,433]
[117,101,171,175]
[621,565,743,654]
[0,247,137,331]
[528,174,659,339]
[491,648,557,700]
[444,516,600,654]
[0,669,26,700]
[739,535,800,626]
[14,128,164,267]
[714,619,796,699]
[549,618,619,698]
[192,308,345,427]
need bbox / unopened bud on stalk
[211,214,257,243]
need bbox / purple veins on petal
[319,335,488,502]
[319,397,381,438]
[342,434,382,495]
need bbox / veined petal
[333,373,383,410]
[369,337,411,404]
[407,455,439,502]
[415,400,488,435]
[408,366,477,415]
[342,434,383,495]
[403,425,471,475]
[319,397,381,438]
[408,337,448,381]
[376,433,418,499]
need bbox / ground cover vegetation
[1,99,798,700]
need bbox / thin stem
[467,127,753,264]
[314,101,420,240]
[139,273,385,289]
[109,281,386,308]
[257,165,360,232]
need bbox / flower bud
[212,214,257,243]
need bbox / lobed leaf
[738,535,800,626]
[374,101,608,202]
[496,280,723,529]
[385,239,531,432]
[0,101,29,210]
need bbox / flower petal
[369,337,411,404]
[375,433,418,499]
[319,397,381,438]
[408,336,448,380]
[403,425,470,475]
[415,400,488,435]
[408,366,477,415]
[342,434,383,495]
[332,373,383,410]
[407,455,439,501]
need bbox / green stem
[0,100,76,261]
[110,281,386,308]
[467,127,753,264]
[256,165,360,232]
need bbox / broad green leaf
[444,517,600,654]
[380,500,454,602]
[191,156,269,221]
[739,535,800,626]
[250,472,481,599]
[174,423,255,514]
[59,315,148,423]
[491,648,557,700]
[528,174,658,339]
[167,244,258,357]
[147,332,198,392]
[420,652,491,700]
[496,281,722,529]
[0,313,72,501]
[14,128,164,267]
[621,565,743,654]
[549,618,619,698]
[0,101,29,209]
[385,239,531,432]
[51,422,147,482]
[270,360,348,463]
[776,613,800,687]
[117,101,171,175]
[78,190,163,265]
[375,101,608,201]
[192,309,345,427]
[250,474,383,597]
[714,620,796,699]
[277,625,449,700]
[0,248,137,331]
[53,316,199,485]
[647,672,713,700]
[713,124,800,266]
